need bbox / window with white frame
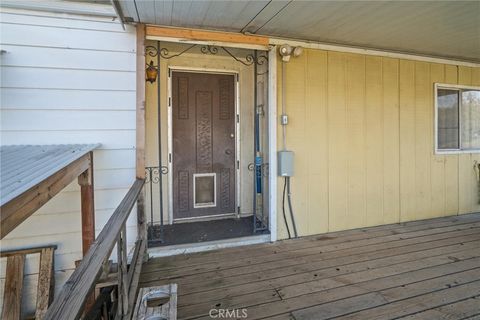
[436,84,480,152]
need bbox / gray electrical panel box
[278,150,294,176]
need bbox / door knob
[230,133,234,138]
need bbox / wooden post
[137,191,146,241]
[78,152,95,256]
[1,255,25,320]
[78,152,95,313]
[136,24,148,245]
[35,247,55,320]
[116,226,129,317]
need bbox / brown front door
[172,71,236,220]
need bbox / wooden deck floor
[139,213,480,319]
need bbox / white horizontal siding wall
[0,8,137,315]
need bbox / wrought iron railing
[145,166,167,245]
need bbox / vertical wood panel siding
[0,8,137,315]
[277,48,480,239]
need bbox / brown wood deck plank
[262,314,296,320]
[292,270,480,319]
[175,236,480,311]
[142,223,480,288]
[190,266,480,320]
[180,251,480,319]
[142,213,480,272]
[211,260,480,320]
[165,229,480,294]
[392,295,480,319]
[142,220,480,281]
[138,213,480,320]
[331,280,480,320]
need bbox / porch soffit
[122,0,480,64]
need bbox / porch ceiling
[121,0,480,63]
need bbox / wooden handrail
[43,179,145,320]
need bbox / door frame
[167,66,241,223]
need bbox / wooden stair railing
[43,179,145,320]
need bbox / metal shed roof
[0,144,99,206]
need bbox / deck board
[139,213,480,320]
[398,296,480,320]
[141,213,480,273]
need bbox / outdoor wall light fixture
[145,45,160,83]
[145,60,158,83]
[278,44,303,62]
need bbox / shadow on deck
[139,213,480,319]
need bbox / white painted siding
[0,8,137,315]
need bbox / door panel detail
[220,168,230,209]
[178,77,189,119]
[196,91,213,172]
[219,79,232,120]
[178,170,189,212]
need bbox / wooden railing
[44,179,145,320]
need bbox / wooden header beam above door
[145,25,269,48]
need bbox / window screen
[437,89,459,149]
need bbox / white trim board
[268,46,278,242]
[147,234,271,258]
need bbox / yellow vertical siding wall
[277,48,480,239]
